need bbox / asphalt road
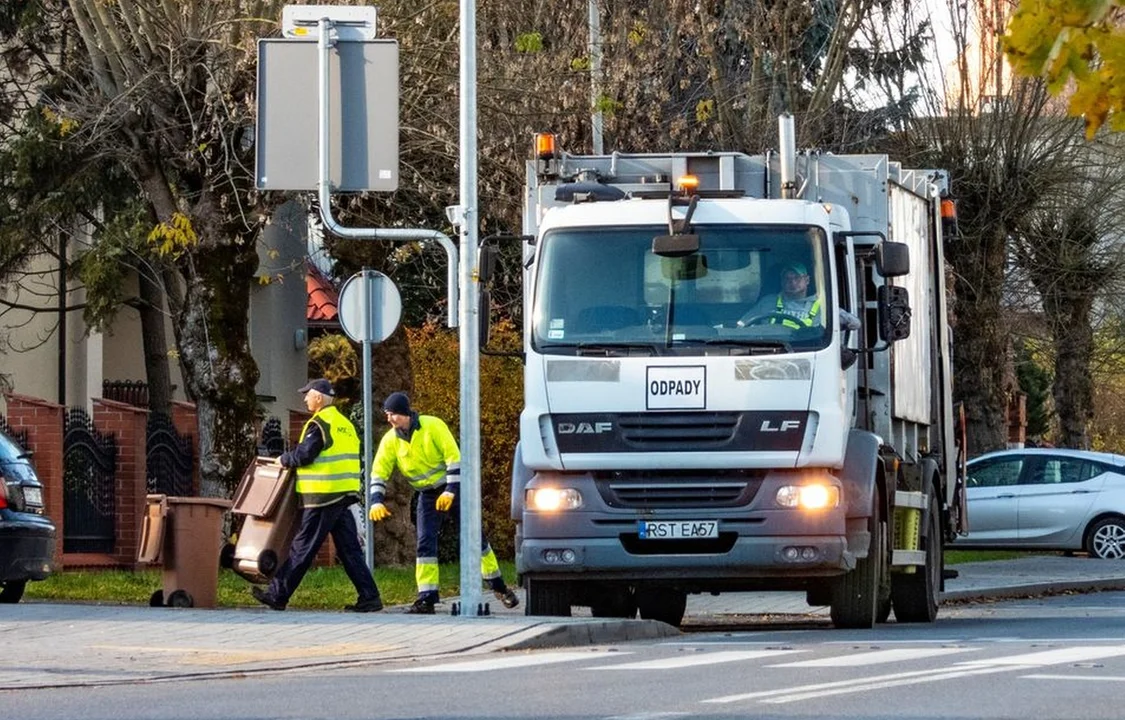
[6,590,1125,720]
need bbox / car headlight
[776,483,840,510]
[526,487,583,511]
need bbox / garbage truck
[494,113,967,629]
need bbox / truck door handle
[1070,490,1093,494]
[996,493,1015,499]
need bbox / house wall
[2,203,311,428]
[252,201,311,421]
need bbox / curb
[941,577,1125,603]
[503,619,681,650]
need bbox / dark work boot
[494,587,520,609]
[344,596,384,613]
[406,597,436,614]
[251,586,286,611]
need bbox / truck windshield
[532,224,832,355]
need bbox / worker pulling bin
[137,494,231,608]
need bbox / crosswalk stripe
[771,646,977,667]
[956,646,1125,667]
[387,650,627,673]
[587,649,803,671]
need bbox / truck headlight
[776,484,840,510]
[526,487,583,511]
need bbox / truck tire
[525,578,571,617]
[891,488,941,623]
[0,580,27,604]
[830,513,886,629]
[635,587,687,627]
[589,586,637,619]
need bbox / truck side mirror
[479,288,491,347]
[877,285,911,342]
[876,242,910,278]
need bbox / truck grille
[618,412,738,448]
[595,470,762,509]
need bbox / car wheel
[1086,517,1125,559]
[0,580,27,604]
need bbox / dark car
[0,428,56,602]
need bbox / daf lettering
[760,419,802,432]
[558,422,612,434]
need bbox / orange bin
[137,494,232,608]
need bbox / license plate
[637,520,718,540]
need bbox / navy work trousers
[266,498,380,605]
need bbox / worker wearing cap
[251,378,384,613]
[737,262,822,329]
[368,391,519,614]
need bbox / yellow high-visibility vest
[294,405,361,508]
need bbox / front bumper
[518,533,848,582]
[0,512,57,582]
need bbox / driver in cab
[736,262,821,329]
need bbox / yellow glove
[436,491,456,512]
[369,503,391,522]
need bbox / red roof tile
[306,264,339,323]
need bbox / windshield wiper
[574,342,658,356]
[698,339,792,354]
[537,342,658,357]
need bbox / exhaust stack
[779,113,797,199]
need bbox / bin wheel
[168,590,194,608]
[149,590,165,607]
[219,542,236,569]
[257,549,279,577]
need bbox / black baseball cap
[298,378,335,397]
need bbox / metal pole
[458,0,483,618]
[588,0,603,154]
[361,271,375,572]
[313,18,459,329]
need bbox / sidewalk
[2,556,1124,690]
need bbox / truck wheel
[149,590,165,607]
[635,587,687,627]
[589,586,637,619]
[891,488,941,623]
[830,513,886,629]
[0,580,27,604]
[525,578,571,617]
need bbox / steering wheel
[739,312,797,327]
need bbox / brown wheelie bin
[137,493,232,608]
[222,457,299,584]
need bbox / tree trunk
[177,242,261,497]
[1048,297,1095,449]
[948,224,1012,456]
[136,262,172,415]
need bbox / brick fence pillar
[3,394,65,569]
[94,399,149,568]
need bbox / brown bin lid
[231,457,293,517]
[166,496,233,509]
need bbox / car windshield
[532,224,831,355]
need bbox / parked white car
[954,448,1125,559]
